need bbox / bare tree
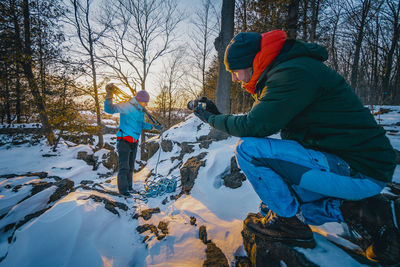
[101,0,183,91]
[11,0,55,145]
[382,0,400,99]
[156,48,185,127]
[344,0,383,91]
[67,0,111,148]
[309,0,321,42]
[214,0,235,114]
[189,0,219,96]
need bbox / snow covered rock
[222,156,246,189]
[180,152,207,194]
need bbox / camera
[187,99,207,111]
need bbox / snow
[0,106,400,266]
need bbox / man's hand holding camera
[105,83,115,100]
[188,97,221,123]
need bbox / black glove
[194,107,214,123]
[196,96,221,115]
[105,83,115,100]
[153,124,163,131]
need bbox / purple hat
[135,90,150,103]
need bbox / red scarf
[243,30,287,94]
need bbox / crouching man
[104,84,161,196]
[193,30,400,265]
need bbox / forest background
[1,0,399,149]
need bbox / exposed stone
[31,181,53,196]
[0,174,19,179]
[78,184,121,196]
[190,216,197,226]
[143,235,150,243]
[103,142,115,151]
[77,151,98,170]
[141,139,159,162]
[242,213,318,267]
[101,150,118,172]
[199,225,208,244]
[134,207,161,221]
[158,221,168,235]
[48,179,74,203]
[63,133,94,145]
[162,197,169,205]
[203,242,229,267]
[157,234,166,240]
[12,185,22,192]
[87,194,128,216]
[199,140,212,149]
[222,157,246,189]
[180,152,207,194]
[42,154,57,157]
[27,172,48,178]
[136,224,158,235]
[180,142,195,154]
[80,180,94,185]
[161,140,173,152]
[198,128,230,142]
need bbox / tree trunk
[15,71,22,123]
[382,0,400,99]
[310,0,320,42]
[301,0,308,41]
[89,45,104,149]
[18,0,55,145]
[287,0,300,39]
[350,0,371,91]
[214,0,235,114]
[4,65,11,124]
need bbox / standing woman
[104,83,161,196]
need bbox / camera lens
[187,100,196,110]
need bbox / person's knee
[235,137,274,163]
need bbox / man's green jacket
[209,40,397,182]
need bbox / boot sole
[246,225,316,249]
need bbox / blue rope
[143,176,178,198]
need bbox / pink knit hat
[135,90,150,102]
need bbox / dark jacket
[209,40,396,182]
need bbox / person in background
[193,30,399,265]
[104,84,162,196]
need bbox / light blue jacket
[104,97,153,140]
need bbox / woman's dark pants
[117,139,138,194]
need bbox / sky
[66,0,221,104]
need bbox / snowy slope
[0,107,400,267]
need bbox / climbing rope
[143,175,178,198]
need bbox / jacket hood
[284,41,328,62]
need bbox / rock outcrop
[241,213,318,267]
[180,152,207,194]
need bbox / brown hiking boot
[244,211,316,248]
[340,194,400,265]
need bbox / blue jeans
[117,139,138,194]
[235,137,386,225]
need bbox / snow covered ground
[0,106,399,267]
